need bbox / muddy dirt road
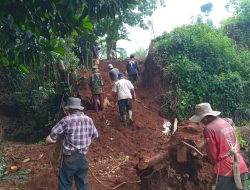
[1,60,249,190]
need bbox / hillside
[1,60,170,190]
[1,60,249,190]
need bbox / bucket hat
[189,103,221,122]
[64,97,84,110]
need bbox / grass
[35,140,46,145]
[0,169,29,181]
[0,143,29,182]
[0,143,6,178]
[247,178,250,189]
[0,162,6,178]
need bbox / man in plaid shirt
[46,97,98,190]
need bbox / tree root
[89,166,140,190]
[181,141,205,157]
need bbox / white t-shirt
[112,79,134,100]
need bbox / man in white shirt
[112,73,136,126]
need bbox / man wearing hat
[88,66,104,112]
[108,64,119,82]
[46,97,98,190]
[190,103,248,190]
[112,73,136,126]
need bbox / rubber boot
[121,115,127,127]
[128,110,133,124]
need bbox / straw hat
[189,103,221,122]
[64,97,84,110]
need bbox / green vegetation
[0,1,163,141]
[147,0,250,124]
[0,169,30,181]
[153,23,250,124]
[117,48,128,60]
[134,47,148,59]
[235,129,247,148]
[0,145,6,178]
[0,163,6,178]
[200,2,213,16]
[94,0,164,59]
[247,179,250,190]
[1,0,250,141]
[223,0,250,50]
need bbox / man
[108,64,119,82]
[93,42,100,68]
[46,97,98,190]
[126,54,140,88]
[189,103,249,190]
[112,73,136,126]
[88,66,104,112]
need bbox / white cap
[108,64,113,69]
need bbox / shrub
[153,23,250,124]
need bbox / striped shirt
[50,111,98,155]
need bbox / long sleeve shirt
[88,71,103,94]
[126,59,140,75]
[203,118,248,176]
[50,111,98,155]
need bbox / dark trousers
[93,93,104,111]
[215,173,248,190]
[118,99,132,119]
[58,152,89,190]
[128,74,138,84]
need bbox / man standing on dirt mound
[190,103,249,190]
[126,54,140,88]
[92,42,100,69]
[112,73,136,126]
[108,63,119,83]
[88,66,104,112]
[46,97,98,190]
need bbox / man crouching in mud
[190,103,249,190]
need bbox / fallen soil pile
[1,59,249,190]
[1,60,169,190]
[137,121,213,190]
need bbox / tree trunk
[0,122,4,142]
[106,40,112,60]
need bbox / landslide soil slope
[1,60,170,190]
[2,60,249,190]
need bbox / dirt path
[1,60,169,190]
[1,60,250,190]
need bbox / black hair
[201,115,218,125]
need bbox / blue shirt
[126,59,140,75]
